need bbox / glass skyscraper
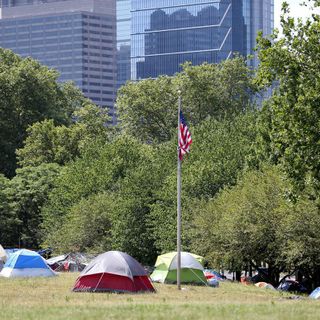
[116,0,131,89]
[0,0,117,122]
[130,0,274,80]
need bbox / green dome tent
[150,252,207,285]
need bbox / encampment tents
[47,252,92,272]
[255,282,275,290]
[310,287,320,299]
[0,249,56,278]
[73,250,155,293]
[0,245,7,271]
[150,251,207,285]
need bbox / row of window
[131,4,230,34]
[0,34,114,43]
[0,13,112,25]
[131,49,231,79]
[82,89,114,94]
[131,26,232,57]
[0,24,114,35]
[132,0,223,11]
[82,81,114,87]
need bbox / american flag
[178,111,192,160]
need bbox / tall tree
[0,174,18,247]
[41,135,160,263]
[0,48,87,177]
[149,113,257,253]
[16,104,112,168]
[191,166,291,286]
[0,164,60,248]
[254,1,320,191]
[117,57,257,143]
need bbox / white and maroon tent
[72,251,155,293]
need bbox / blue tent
[310,287,320,299]
[0,249,56,278]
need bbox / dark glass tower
[130,0,274,80]
[116,0,131,89]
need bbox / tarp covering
[0,249,56,278]
[73,251,155,293]
[47,253,92,272]
[204,269,224,281]
[47,254,69,266]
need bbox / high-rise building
[130,0,274,80]
[116,0,131,89]
[0,0,117,122]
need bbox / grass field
[0,273,319,320]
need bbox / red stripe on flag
[179,111,192,160]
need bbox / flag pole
[177,90,182,290]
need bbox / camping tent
[310,287,320,299]
[73,250,155,293]
[150,251,207,285]
[0,245,7,263]
[0,245,7,271]
[0,249,56,278]
[204,269,224,281]
[47,252,92,272]
[255,282,275,290]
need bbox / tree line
[0,1,320,289]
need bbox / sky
[274,0,320,31]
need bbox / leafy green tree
[17,104,111,168]
[16,119,81,167]
[0,174,19,246]
[0,48,87,177]
[279,196,320,289]
[9,164,61,248]
[254,1,320,190]
[179,58,256,123]
[41,135,160,263]
[149,113,257,253]
[49,193,115,253]
[0,164,60,247]
[191,166,291,285]
[117,57,257,143]
[117,76,177,143]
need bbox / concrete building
[0,0,117,122]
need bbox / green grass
[0,273,319,320]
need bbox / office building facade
[130,0,274,80]
[116,0,131,89]
[0,0,117,121]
